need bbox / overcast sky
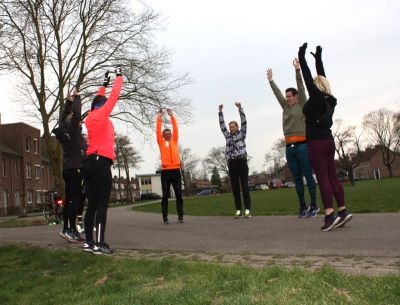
[1,0,399,175]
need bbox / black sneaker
[70,229,84,242]
[335,210,353,228]
[178,216,184,224]
[83,241,95,252]
[321,213,341,231]
[163,217,170,224]
[298,206,309,218]
[93,242,114,256]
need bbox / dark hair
[162,128,171,134]
[285,87,298,96]
[91,95,107,110]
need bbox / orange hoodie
[156,115,181,170]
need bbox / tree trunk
[348,169,356,186]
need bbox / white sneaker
[234,210,242,219]
[76,224,85,233]
[244,209,252,218]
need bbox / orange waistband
[285,135,306,144]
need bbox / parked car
[197,189,212,196]
[140,193,161,200]
[283,181,295,188]
[259,184,269,190]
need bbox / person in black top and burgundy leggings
[298,43,353,231]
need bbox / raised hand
[157,109,163,116]
[219,104,223,112]
[298,42,308,57]
[103,71,110,87]
[310,46,322,58]
[234,102,241,109]
[293,58,300,69]
[115,65,122,76]
[266,68,273,81]
[167,109,173,116]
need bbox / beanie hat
[91,95,107,110]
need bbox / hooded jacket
[85,76,123,161]
[53,95,84,169]
[299,51,337,140]
[156,115,181,170]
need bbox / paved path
[1,206,399,275]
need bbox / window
[14,191,20,207]
[14,161,20,178]
[25,136,31,152]
[27,190,33,204]
[36,191,42,203]
[2,159,5,177]
[35,165,41,179]
[26,163,32,179]
[141,178,152,185]
[33,139,39,154]
[2,190,8,209]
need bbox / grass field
[133,178,400,216]
[0,245,399,305]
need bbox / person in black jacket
[53,88,84,241]
[298,43,352,231]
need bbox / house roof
[0,144,21,156]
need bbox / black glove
[115,66,122,76]
[310,45,322,59]
[102,71,110,87]
[298,42,308,57]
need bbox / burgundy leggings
[307,139,345,210]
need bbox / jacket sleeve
[60,99,72,127]
[71,95,82,128]
[219,112,229,139]
[299,53,318,97]
[239,107,247,139]
[156,115,163,146]
[296,69,307,106]
[97,76,123,118]
[269,80,286,109]
[315,55,326,77]
[171,115,178,143]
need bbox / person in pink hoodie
[83,67,123,255]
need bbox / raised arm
[70,92,82,128]
[311,46,326,77]
[97,75,123,118]
[60,92,73,126]
[156,110,163,146]
[267,68,286,109]
[298,43,318,96]
[218,104,229,139]
[294,59,307,106]
[168,109,178,143]
[236,102,247,138]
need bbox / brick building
[0,120,55,216]
[353,145,400,179]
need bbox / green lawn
[0,245,399,305]
[133,178,400,216]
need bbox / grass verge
[0,245,399,305]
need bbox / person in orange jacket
[156,109,184,224]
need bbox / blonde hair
[314,75,332,95]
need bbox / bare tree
[178,145,200,196]
[264,138,286,175]
[204,146,229,177]
[333,119,363,185]
[362,108,400,177]
[0,0,191,195]
[114,134,143,204]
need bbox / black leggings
[228,158,251,210]
[83,155,112,244]
[62,168,83,230]
[161,169,184,220]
